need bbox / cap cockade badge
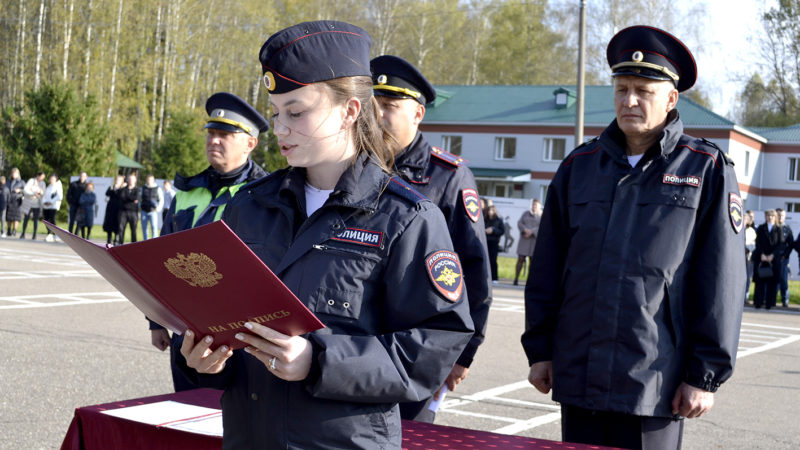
[377,74,388,85]
[263,71,276,92]
[164,252,223,288]
[632,50,644,62]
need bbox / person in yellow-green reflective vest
[148,91,269,391]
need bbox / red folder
[44,220,324,349]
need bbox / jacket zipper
[312,244,383,262]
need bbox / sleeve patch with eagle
[425,250,464,302]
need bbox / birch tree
[62,0,75,80]
[33,0,45,90]
[106,0,124,121]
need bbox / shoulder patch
[387,176,428,204]
[425,250,464,303]
[430,146,467,168]
[462,188,482,223]
[729,193,743,233]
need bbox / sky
[697,0,778,119]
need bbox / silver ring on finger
[269,356,277,371]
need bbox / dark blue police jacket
[521,111,745,418]
[180,154,474,449]
[394,131,491,368]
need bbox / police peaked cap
[204,92,269,137]
[259,21,372,94]
[370,55,436,105]
[606,25,697,92]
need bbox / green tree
[737,0,800,126]
[478,0,574,85]
[151,107,207,179]
[0,82,114,178]
[684,88,712,111]
[736,73,799,127]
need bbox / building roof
[750,124,800,143]
[424,85,736,129]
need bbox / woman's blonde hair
[322,76,395,172]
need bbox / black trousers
[68,204,79,233]
[487,240,500,281]
[561,404,684,450]
[21,208,41,238]
[118,210,138,244]
[43,209,57,233]
[753,279,778,309]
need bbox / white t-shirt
[304,182,333,217]
[627,153,644,168]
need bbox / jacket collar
[174,159,264,193]
[268,153,388,215]
[602,110,684,164]
[394,131,430,171]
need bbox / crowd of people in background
[1,167,166,244]
[749,208,797,309]
[3,164,798,311]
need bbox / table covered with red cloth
[61,388,602,449]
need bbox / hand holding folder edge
[43,220,324,350]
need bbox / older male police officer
[521,26,744,449]
[371,55,492,422]
[149,92,268,391]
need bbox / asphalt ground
[1,236,799,449]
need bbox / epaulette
[576,136,599,150]
[430,146,467,168]
[700,137,721,150]
[699,137,734,166]
[387,176,429,204]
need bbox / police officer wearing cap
[177,21,473,448]
[148,91,268,392]
[371,54,492,423]
[521,26,744,449]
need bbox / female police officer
[179,21,474,449]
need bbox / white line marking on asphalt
[0,248,86,267]
[0,270,99,280]
[439,380,561,435]
[492,412,562,435]
[737,334,800,359]
[0,291,125,309]
[741,322,800,331]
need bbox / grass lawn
[497,255,798,305]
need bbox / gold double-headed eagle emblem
[435,266,461,287]
[164,252,223,288]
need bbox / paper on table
[101,400,223,437]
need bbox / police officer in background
[148,92,268,391]
[371,55,492,422]
[521,26,744,449]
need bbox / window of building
[441,135,462,155]
[789,157,800,182]
[494,137,516,160]
[543,137,567,161]
[540,185,548,204]
[744,151,750,177]
[787,203,800,213]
